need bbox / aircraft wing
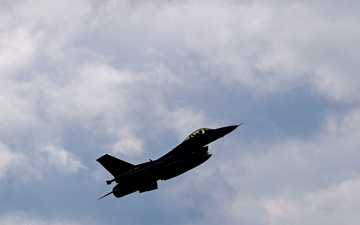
[97,154,135,177]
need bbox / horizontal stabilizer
[97,154,135,177]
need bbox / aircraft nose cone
[215,124,242,137]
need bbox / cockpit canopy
[184,128,213,141]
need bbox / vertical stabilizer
[97,154,135,177]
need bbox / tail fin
[97,154,135,177]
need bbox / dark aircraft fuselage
[97,124,240,199]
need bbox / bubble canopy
[184,128,213,141]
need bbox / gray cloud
[1,0,360,224]
[0,211,95,225]
[0,141,23,180]
[263,176,360,225]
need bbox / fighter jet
[97,124,241,199]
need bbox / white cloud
[263,176,360,225]
[3,0,359,105]
[0,142,85,183]
[0,80,39,134]
[46,63,137,121]
[0,0,91,67]
[83,0,360,102]
[257,2,360,102]
[0,141,23,180]
[0,211,93,225]
[0,141,47,184]
[162,107,360,224]
[37,145,86,174]
[1,1,360,224]
[0,27,41,75]
[1,0,91,34]
[12,0,91,28]
[2,0,358,140]
[155,104,209,139]
[109,127,145,156]
[224,108,360,224]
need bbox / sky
[1,0,360,224]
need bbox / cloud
[37,145,86,174]
[0,0,91,71]
[0,141,23,180]
[256,2,360,103]
[158,107,360,225]
[83,0,360,103]
[3,0,359,106]
[263,176,360,225]
[0,27,40,75]
[109,127,145,156]
[45,63,137,121]
[1,0,360,224]
[2,0,358,140]
[0,137,85,183]
[154,104,208,139]
[0,211,93,225]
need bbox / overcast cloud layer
[1,0,360,224]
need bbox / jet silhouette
[97,124,241,199]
